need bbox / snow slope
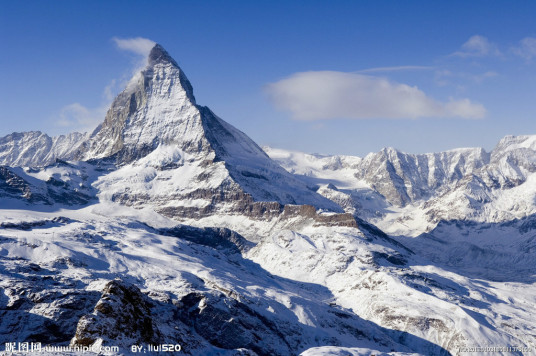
[0,205,427,355]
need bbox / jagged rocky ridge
[0,131,86,167]
[266,135,536,228]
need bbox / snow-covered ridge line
[0,131,87,167]
[265,134,536,231]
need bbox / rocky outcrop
[70,280,162,348]
[0,216,71,230]
[0,262,100,345]
[160,225,254,254]
[0,165,93,206]
[0,166,43,203]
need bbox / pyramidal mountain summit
[75,44,199,162]
[0,44,535,355]
[1,44,341,219]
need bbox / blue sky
[1,1,535,156]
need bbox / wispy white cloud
[512,37,536,60]
[451,35,501,58]
[112,36,157,74]
[434,69,453,87]
[266,71,486,120]
[358,65,434,73]
[55,103,107,133]
[435,69,498,87]
[103,79,118,101]
[112,37,156,57]
[53,37,157,134]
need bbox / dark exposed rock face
[0,166,46,203]
[282,205,358,228]
[160,225,254,254]
[0,262,100,345]
[158,199,358,229]
[71,280,162,348]
[68,281,298,355]
[177,292,292,356]
[0,216,72,230]
[150,185,357,228]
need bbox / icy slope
[1,201,535,355]
[247,224,536,355]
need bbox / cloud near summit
[266,71,486,120]
[112,37,156,57]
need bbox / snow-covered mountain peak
[491,134,536,163]
[68,44,340,214]
[145,43,196,103]
[379,146,399,156]
[494,134,536,151]
[148,43,178,66]
[76,44,202,163]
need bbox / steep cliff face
[355,147,490,206]
[75,44,202,163]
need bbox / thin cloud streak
[266,71,486,121]
[112,36,157,75]
[358,65,434,73]
[112,37,156,57]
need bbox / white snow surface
[300,346,422,355]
